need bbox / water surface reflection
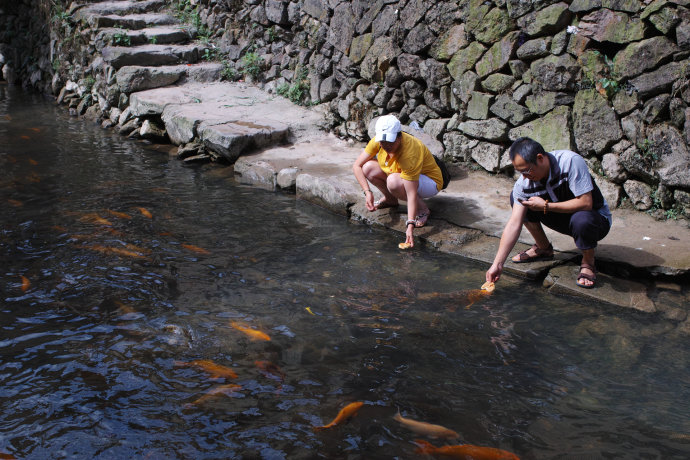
[1,84,689,459]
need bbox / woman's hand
[365,190,376,211]
[405,224,414,247]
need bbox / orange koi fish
[181,243,211,255]
[136,207,153,218]
[230,321,271,341]
[7,199,22,207]
[29,127,41,132]
[255,360,286,381]
[313,401,364,431]
[175,359,238,380]
[51,225,68,232]
[0,452,17,459]
[20,276,31,292]
[28,158,38,165]
[189,383,242,405]
[414,440,520,459]
[3,115,11,121]
[78,213,113,226]
[20,135,30,140]
[393,412,459,439]
[417,289,492,309]
[106,210,132,219]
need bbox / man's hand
[486,263,502,283]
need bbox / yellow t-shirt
[364,132,443,191]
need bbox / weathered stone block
[517,2,572,37]
[525,91,574,115]
[573,89,623,156]
[613,36,677,79]
[648,124,690,188]
[467,92,493,119]
[481,74,515,93]
[447,42,486,80]
[578,9,646,43]
[458,118,509,142]
[473,8,515,44]
[601,152,628,184]
[490,94,532,126]
[623,179,653,210]
[349,33,373,65]
[517,38,552,60]
[509,105,574,152]
[430,25,468,61]
[475,31,520,77]
[530,53,579,91]
[629,61,683,98]
[471,141,504,172]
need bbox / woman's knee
[387,173,404,192]
[362,161,384,180]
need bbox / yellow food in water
[481,281,495,292]
[398,242,412,250]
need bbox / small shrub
[112,31,131,46]
[240,51,264,79]
[277,68,311,105]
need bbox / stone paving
[68,0,690,316]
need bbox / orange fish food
[398,242,412,250]
[313,401,364,431]
[415,440,520,459]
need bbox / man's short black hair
[509,137,546,164]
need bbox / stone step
[116,63,224,93]
[74,0,166,18]
[96,26,196,47]
[102,43,201,69]
[126,82,324,162]
[83,12,178,30]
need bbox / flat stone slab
[117,63,222,93]
[74,0,166,18]
[544,264,657,312]
[102,43,199,69]
[89,13,178,30]
[97,26,195,46]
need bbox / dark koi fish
[414,440,520,459]
[313,401,364,431]
[255,360,286,381]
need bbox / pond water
[1,84,689,459]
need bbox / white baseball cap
[374,115,401,143]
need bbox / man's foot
[511,243,554,263]
[373,198,399,210]
[415,209,430,227]
[576,263,597,288]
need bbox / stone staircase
[61,0,317,163]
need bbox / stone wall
[196,0,690,219]
[2,0,690,219]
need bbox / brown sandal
[511,243,554,263]
[576,263,597,288]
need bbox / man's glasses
[516,164,534,176]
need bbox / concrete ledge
[544,264,656,312]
